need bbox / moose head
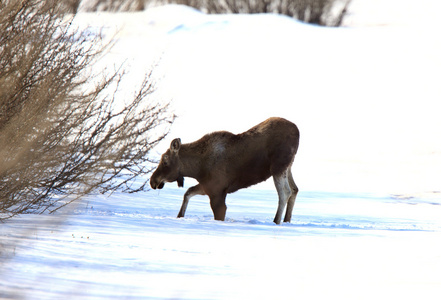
[150,138,184,190]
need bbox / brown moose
[150,117,299,224]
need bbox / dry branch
[0,0,173,220]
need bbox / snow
[2,187,441,299]
[2,3,441,299]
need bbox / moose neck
[178,143,205,181]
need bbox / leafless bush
[167,0,351,26]
[60,0,82,13]
[75,0,350,26]
[81,0,146,11]
[0,0,173,220]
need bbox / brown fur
[150,117,299,224]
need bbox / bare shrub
[0,0,173,220]
[173,0,352,26]
[75,0,350,26]
[79,0,146,11]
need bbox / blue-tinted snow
[2,183,441,299]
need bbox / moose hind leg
[273,170,292,224]
[178,184,205,218]
[283,169,299,223]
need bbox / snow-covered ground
[1,186,441,299]
[1,2,441,299]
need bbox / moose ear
[170,138,181,153]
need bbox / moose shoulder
[150,117,300,224]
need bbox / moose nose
[150,178,158,189]
[150,177,165,189]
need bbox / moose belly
[226,158,271,193]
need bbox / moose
[150,117,300,224]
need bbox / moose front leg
[178,184,205,218]
[209,192,227,221]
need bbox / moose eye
[162,155,169,166]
